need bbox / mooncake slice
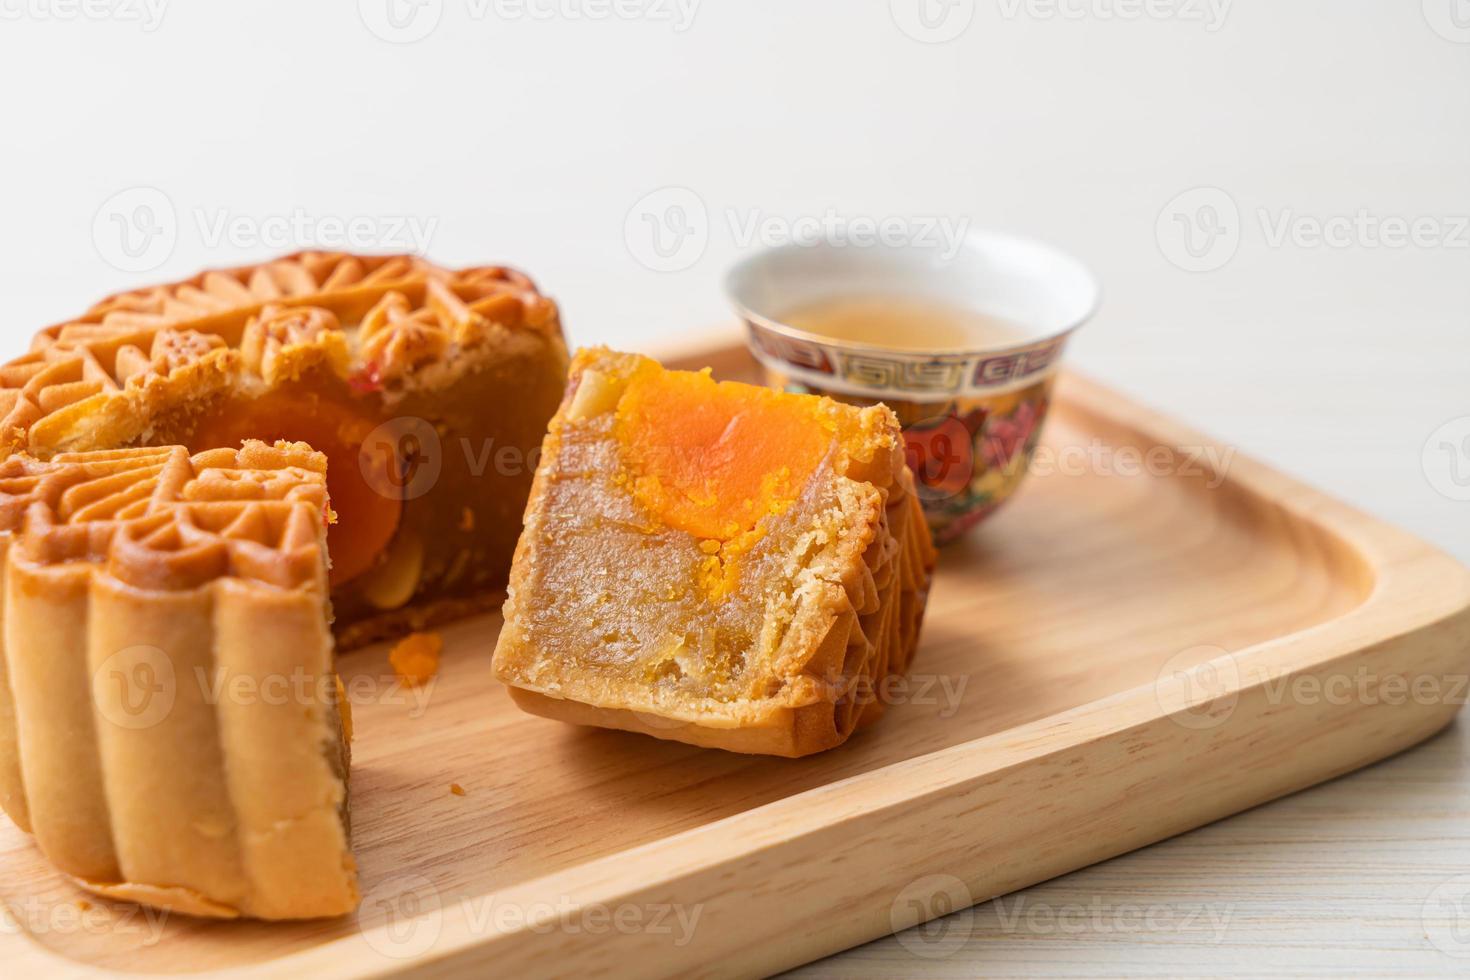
[492,348,937,757]
[0,441,355,919]
[0,252,569,648]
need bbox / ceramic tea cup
[725,231,1100,544]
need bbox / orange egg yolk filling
[612,367,840,597]
[189,391,402,586]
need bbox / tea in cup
[725,232,1099,543]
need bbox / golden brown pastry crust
[0,252,570,647]
[0,441,357,919]
[1,253,558,455]
[493,349,937,757]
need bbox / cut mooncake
[492,348,937,757]
[0,252,569,648]
[0,441,354,919]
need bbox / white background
[1,0,1467,975]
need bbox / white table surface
[0,3,1466,976]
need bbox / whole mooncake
[0,252,569,647]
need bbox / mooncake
[0,252,569,647]
[0,441,354,919]
[493,349,936,757]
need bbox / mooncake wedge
[0,441,356,919]
[0,252,569,647]
[493,348,937,757]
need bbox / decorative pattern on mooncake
[0,252,570,647]
[0,441,355,919]
[493,349,937,757]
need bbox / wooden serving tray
[3,343,1468,978]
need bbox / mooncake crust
[1,252,560,457]
[0,441,356,919]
